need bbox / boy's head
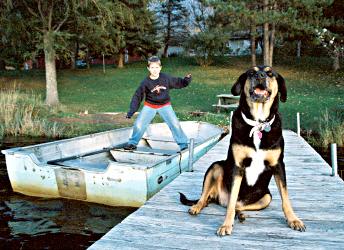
[147,56,161,67]
[147,56,162,79]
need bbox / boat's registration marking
[54,168,87,200]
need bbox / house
[227,39,262,56]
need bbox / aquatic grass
[0,87,67,138]
[318,109,344,147]
[0,124,4,138]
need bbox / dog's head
[231,66,287,103]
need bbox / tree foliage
[200,0,335,66]
[155,0,189,57]
[0,0,160,105]
[321,0,344,71]
[186,29,227,67]
[183,0,228,66]
[0,1,35,69]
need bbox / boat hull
[2,121,223,207]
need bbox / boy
[124,56,192,151]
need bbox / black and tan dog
[180,66,306,236]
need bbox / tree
[23,1,75,106]
[184,0,228,66]
[2,1,136,105]
[125,9,161,59]
[186,29,227,66]
[3,1,85,105]
[189,0,212,33]
[323,0,344,71]
[101,1,134,68]
[316,28,344,71]
[211,0,334,67]
[0,2,35,70]
[89,1,159,69]
[115,2,160,67]
[156,0,189,57]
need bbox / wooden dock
[89,130,344,250]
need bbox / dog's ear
[231,72,247,96]
[277,73,287,102]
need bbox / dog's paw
[288,218,306,232]
[216,224,233,236]
[188,204,201,215]
[237,212,246,223]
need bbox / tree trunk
[70,51,76,70]
[263,23,270,66]
[118,52,124,68]
[71,40,78,70]
[43,31,59,106]
[332,51,340,71]
[163,44,169,58]
[296,40,301,59]
[0,59,5,70]
[163,10,172,58]
[86,47,90,69]
[250,25,256,66]
[268,22,275,67]
[263,0,269,66]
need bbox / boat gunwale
[0,126,132,157]
[1,121,224,170]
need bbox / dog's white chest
[245,150,266,186]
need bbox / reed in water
[0,86,65,138]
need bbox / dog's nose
[257,71,267,79]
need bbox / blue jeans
[128,105,188,149]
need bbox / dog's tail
[179,192,199,206]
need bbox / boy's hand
[185,73,192,78]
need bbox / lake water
[314,146,344,180]
[0,137,137,250]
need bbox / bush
[185,29,228,67]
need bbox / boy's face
[147,62,161,78]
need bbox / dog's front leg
[273,162,306,231]
[217,168,243,236]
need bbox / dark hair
[147,56,161,66]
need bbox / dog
[180,66,306,236]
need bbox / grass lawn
[0,56,343,140]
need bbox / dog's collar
[241,112,275,138]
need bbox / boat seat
[124,147,176,155]
[54,158,153,172]
[55,158,110,172]
[110,148,173,165]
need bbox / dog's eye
[248,71,255,76]
[267,71,273,77]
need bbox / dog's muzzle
[249,78,271,103]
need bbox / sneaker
[124,144,137,150]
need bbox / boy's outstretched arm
[169,73,192,89]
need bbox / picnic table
[212,94,240,113]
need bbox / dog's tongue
[254,88,268,96]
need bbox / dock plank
[89,130,344,250]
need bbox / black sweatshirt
[127,73,191,118]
